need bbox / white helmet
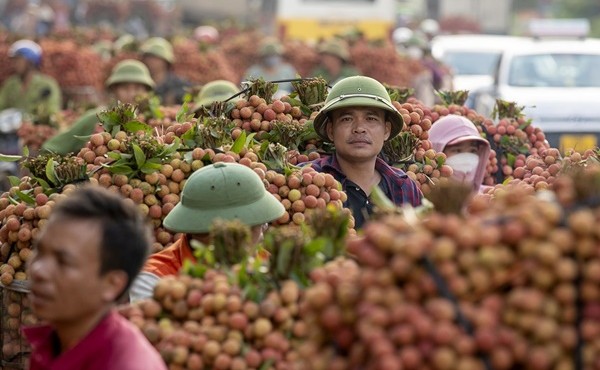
[420,19,440,36]
[392,27,414,45]
[9,40,43,67]
[194,26,219,43]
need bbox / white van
[471,37,600,152]
[431,34,529,93]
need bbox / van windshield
[508,53,600,87]
[443,51,500,76]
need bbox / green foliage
[103,134,180,177]
[290,77,329,111]
[242,77,278,104]
[181,117,234,150]
[265,120,316,152]
[97,102,140,136]
[22,153,87,190]
[385,84,415,103]
[382,131,420,164]
[436,90,469,106]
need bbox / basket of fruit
[0,280,37,369]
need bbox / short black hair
[50,185,152,297]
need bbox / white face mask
[445,152,480,184]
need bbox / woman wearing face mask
[243,37,297,98]
[428,115,491,193]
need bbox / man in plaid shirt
[309,76,422,229]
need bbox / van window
[443,51,500,76]
[508,54,600,88]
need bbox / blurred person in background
[308,76,422,229]
[25,186,166,370]
[193,25,220,51]
[140,37,191,105]
[0,40,62,117]
[42,59,155,155]
[129,162,285,302]
[243,37,297,97]
[428,114,491,193]
[191,79,240,117]
[310,38,360,86]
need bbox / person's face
[142,55,168,76]
[112,83,149,104]
[321,53,343,73]
[327,106,391,163]
[28,218,123,324]
[11,56,30,75]
[444,141,480,157]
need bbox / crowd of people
[0,14,493,368]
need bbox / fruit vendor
[243,37,297,97]
[129,162,285,302]
[42,59,155,155]
[0,39,62,117]
[191,79,241,116]
[308,75,423,229]
[25,186,167,370]
[428,114,491,193]
[310,38,360,86]
[140,37,192,105]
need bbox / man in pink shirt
[24,186,167,370]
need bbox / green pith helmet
[312,76,403,142]
[113,34,137,52]
[105,59,155,90]
[163,162,285,234]
[140,37,175,64]
[318,38,350,62]
[259,37,284,57]
[192,80,240,113]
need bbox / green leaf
[230,130,247,154]
[140,162,163,174]
[0,154,22,162]
[123,120,153,135]
[8,176,21,187]
[106,152,122,160]
[132,143,146,169]
[181,124,196,142]
[436,155,445,168]
[176,96,194,123]
[22,146,29,157]
[73,134,93,142]
[33,176,51,189]
[15,190,35,205]
[245,132,257,147]
[507,153,516,167]
[45,159,58,185]
[105,164,134,175]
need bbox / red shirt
[23,310,167,370]
[143,234,196,277]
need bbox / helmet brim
[312,96,404,142]
[105,75,155,90]
[163,191,285,234]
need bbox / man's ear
[101,270,129,303]
[384,120,392,141]
[325,117,335,142]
